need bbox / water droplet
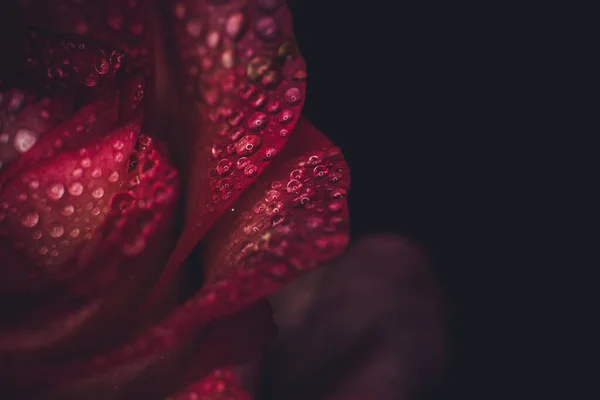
[81,158,92,168]
[271,181,282,190]
[21,211,39,228]
[95,58,110,75]
[278,109,294,124]
[255,16,280,41]
[28,180,39,190]
[206,31,220,48]
[38,245,48,255]
[247,112,268,131]
[113,140,124,150]
[284,87,303,105]
[174,3,186,19]
[47,182,65,200]
[91,167,102,178]
[108,171,119,182]
[236,135,262,156]
[279,128,290,137]
[13,128,37,153]
[32,230,42,239]
[290,169,304,180]
[313,165,329,178]
[265,189,281,202]
[328,200,344,213]
[91,187,104,199]
[49,222,65,238]
[237,157,250,169]
[244,163,258,177]
[247,56,271,81]
[267,100,280,114]
[62,205,74,216]
[225,12,245,40]
[330,188,347,199]
[68,182,84,196]
[212,144,227,160]
[260,146,278,160]
[253,202,266,213]
[85,72,99,87]
[115,152,124,162]
[70,228,80,237]
[72,168,83,178]
[49,249,59,257]
[8,90,25,113]
[250,93,267,109]
[216,159,232,176]
[286,180,303,193]
[186,19,203,38]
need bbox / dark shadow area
[285,1,504,398]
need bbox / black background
[287,1,512,398]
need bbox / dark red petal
[152,0,307,297]
[0,138,180,387]
[12,0,154,72]
[3,119,346,394]
[169,369,251,400]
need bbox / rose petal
[202,117,350,282]
[1,118,346,397]
[152,0,307,298]
[0,134,180,387]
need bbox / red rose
[0,0,351,398]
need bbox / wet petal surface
[153,0,307,297]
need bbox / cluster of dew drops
[234,146,348,264]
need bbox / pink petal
[150,0,307,299]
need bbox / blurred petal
[168,369,251,400]
[150,0,307,299]
[258,235,445,400]
[11,0,154,72]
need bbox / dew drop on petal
[62,205,75,216]
[68,182,84,196]
[20,211,39,228]
[49,222,65,238]
[91,167,102,178]
[46,182,65,200]
[284,87,302,105]
[13,128,37,153]
[108,171,119,182]
[91,187,104,199]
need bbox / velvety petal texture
[0,1,353,399]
